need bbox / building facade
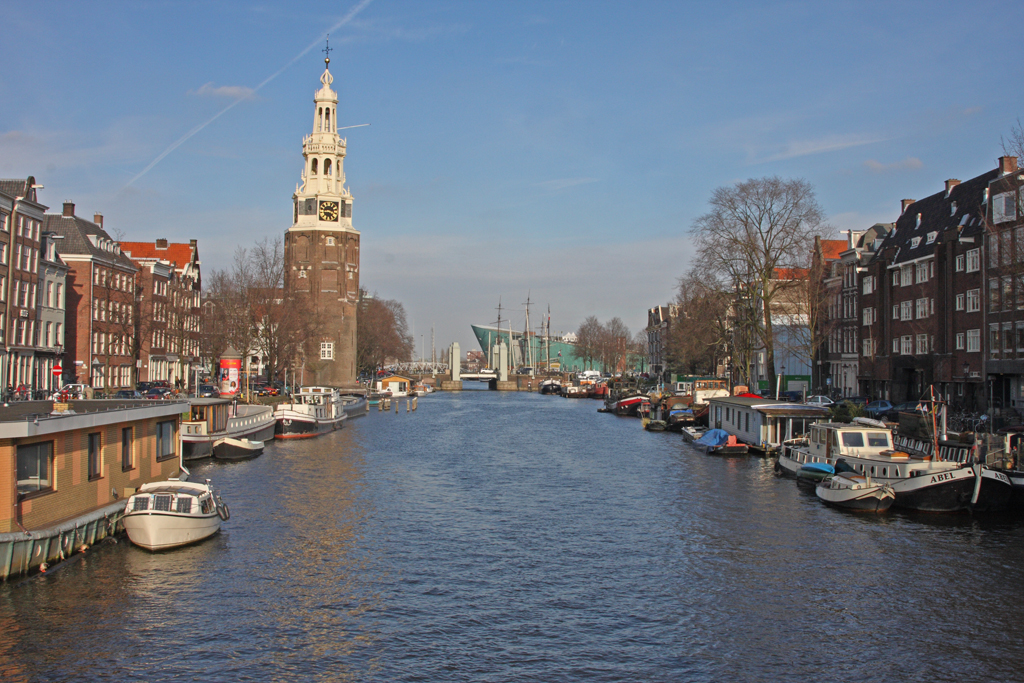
[283,56,360,387]
[859,166,1001,408]
[119,239,202,388]
[646,304,676,381]
[820,226,891,397]
[46,203,138,390]
[0,178,46,392]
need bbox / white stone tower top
[290,39,356,233]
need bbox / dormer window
[916,213,922,228]
[951,201,957,216]
[911,237,921,248]
[926,231,937,244]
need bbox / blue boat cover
[669,409,693,416]
[799,462,834,474]
[695,429,731,447]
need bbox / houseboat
[779,420,978,513]
[375,375,413,398]
[180,399,276,461]
[0,398,188,580]
[707,396,830,455]
[274,386,346,438]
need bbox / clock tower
[284,48,360,386]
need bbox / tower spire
[323,35,332,68]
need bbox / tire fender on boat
[215,496,230,521]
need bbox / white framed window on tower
[320,342,334,360]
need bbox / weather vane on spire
[323,35,332,67]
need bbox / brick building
[858,165,1002,408]
[119,239,202,389]
[45,203,138,390]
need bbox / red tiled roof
[820,239,846,261]
[773,267,809,280]
[119,241,194,269]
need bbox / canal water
[3,387,1024,682]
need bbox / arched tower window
[310,158,318,175]
[333,108,336,132]
[325,109,331,132]
[325,159,332,176]
[317,107,323,132]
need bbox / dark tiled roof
[0,177,43,206]
[873,170,996,266]
[44,214,138,270]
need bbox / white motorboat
[122,478,228,551]
[274,386,347,438]
[181,399,276,461]
[816,462,895,512]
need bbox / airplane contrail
[126,0,374,187]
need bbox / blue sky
[1,1,1022,357]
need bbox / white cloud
[863,157,923,173]
[190,82,256,100]
[751,133,887,164]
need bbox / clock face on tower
[318,201,339,221]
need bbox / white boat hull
[122,511,221,551]
[816,475,895,512]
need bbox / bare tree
[357,289,413,376]
[690,177,827,389]
[668,265,732,378]
[602,317,631,374]
[575,316,602,371]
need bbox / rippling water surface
[3,387,1024,682]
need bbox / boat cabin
[295,386,341,404]
[708,396,830,454]
[182,399,231,437]
[802,422,893,463]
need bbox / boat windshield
[867,432,890,448]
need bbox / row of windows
[16,422,176,498]
[8,319,60,349]
[892,298,935,321]
[92,331,132,357]
[893,260,936,287]
[90,364,133,389]
[93,297,132,324]
[94,267,132,292]
[14,243,39,274]
[953,248,982,273]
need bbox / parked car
[805,395,834,406]
[865,400,894,419]
[778,390,805,402]
[136,382,152,392]
[198,384,220,398]
[883,401,927,421]
[113,389,143,399]
[144,388,172,400]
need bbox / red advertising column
[219,347,242,397]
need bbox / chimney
[156,238,168,249]
[189,239,197,249]
[93,212,103,228]
[999,156,1018,176]
[944,179,960,197]
[62,201,75,217]
[901,199,915,213]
